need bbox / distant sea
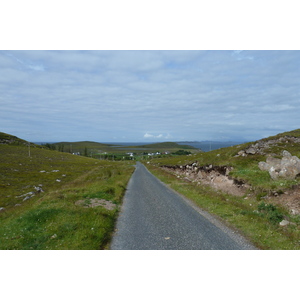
[177,141,246,152]
[108,143,149,147]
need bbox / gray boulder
[245,147,257,155]
[266,157,281,170]
[258,161,270,171]
[259,151,300,180]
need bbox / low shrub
[257,202,284,225]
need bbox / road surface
[110,162,256,250]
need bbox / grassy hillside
[0,131,36,146]
[0,135,134,249]
[262,128,300,140]
[147,128,300,249]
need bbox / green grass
[0,143,134,250]
[146,164,300,249]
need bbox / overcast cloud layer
[1,50,300,143]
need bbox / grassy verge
[0,145,134,250]
[151,141,300,194]
[146,164,300,250]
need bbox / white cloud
[144,133,166,139]
[143,133,173,140]
[4,52,45,72]
[1,50,300,142]
[28,64,45,71]
[261,104,294,112]
[231,50,254,61]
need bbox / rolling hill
[2,129,300,249]
[147,128,300,249]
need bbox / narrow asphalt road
[110,162,257,250]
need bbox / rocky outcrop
[0,137,28,146]
[258,150,300,180]
[15,185,44,201]
[161,163,249,196]
[236,136,300,157]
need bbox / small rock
[56,179,61,182]
[282,150,292,157]
[34,186,44,193]
[279,220,290,226]
[0,207,5,211]
[290,209,298,215]
[23,194,34,201]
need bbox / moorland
[0,133,197,249]
[2,129,300,249]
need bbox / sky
[1,50,300,143]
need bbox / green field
[0,133,134,249]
